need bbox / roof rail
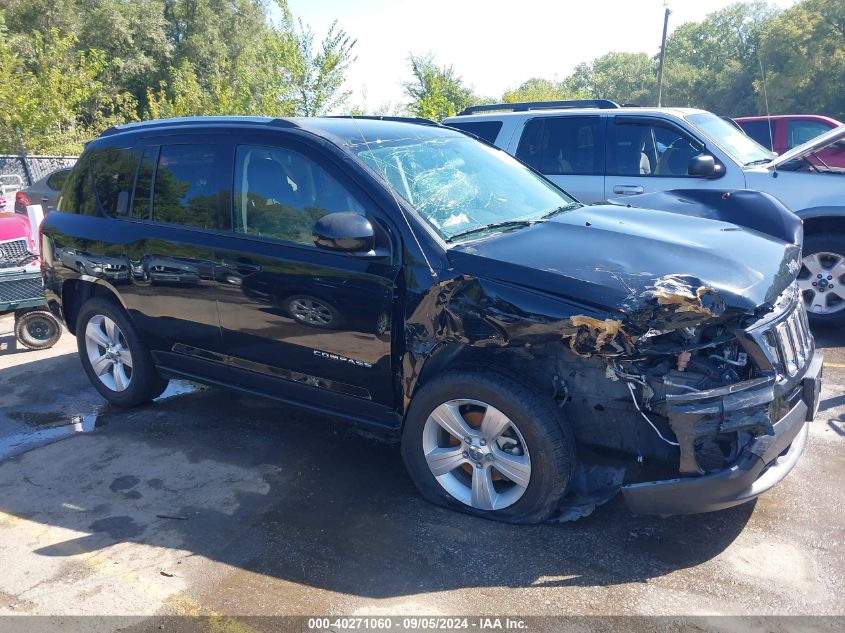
[329,115,440,127]
[99,116,299,137]
[457,99,621,116]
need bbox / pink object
[0,212,34,251]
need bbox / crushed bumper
[622,350,823,516]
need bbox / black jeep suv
[41,116,822,523]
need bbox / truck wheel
[15,310,62,350]
[799,233,845,328]
[401,370,575,524]
[76,298,168,407]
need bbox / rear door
[603,116,744,201]
[511,115,605,203]
[214,135,401,420]
[120,136,233,376]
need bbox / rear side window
[90,147,138,217]
[516,117,602,175]
[739,120,775,149]
[151,144,229,229]
[448,120,503,144]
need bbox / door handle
[612,185,645,195]
[221,258,262,274]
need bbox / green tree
[564,52,657,105]
[0,20,136,154]
[661,1,777,115]
[758,0,845,120]
[502,78,586,103]
[290,19,357,116]
[403,54,481,121]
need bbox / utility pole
[656,1,671,107]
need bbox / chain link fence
[0,155,78,187]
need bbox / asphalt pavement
[0,313,843,630]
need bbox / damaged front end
[558,276,822,516]
[432,203,823,516]
[617,283,822,515]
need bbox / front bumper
[622,350,823,516]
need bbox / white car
[445,101,845,326]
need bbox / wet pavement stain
[109,475,140,492]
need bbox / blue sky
[283,0,797,112]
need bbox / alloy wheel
[84,315,133,392]
[290,297,333,326]
[422,399,531,511]
[798,251,845,315]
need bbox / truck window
[787,120,833,148]
[515,117,602,176]
[739,120,775,150]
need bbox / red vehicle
[735,114,845,168]
[0,211,62,349]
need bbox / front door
[214,139,400,419]
[603,117,745,201]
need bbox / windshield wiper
[744,158,773,167]
[445,220,537,243]
[541,202,582,219]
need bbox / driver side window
[233,145,365,246]
[608,121,701,177]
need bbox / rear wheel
[15,310,61,350]
[401,370,575,524]
[798,233,845,327]
[76,298,168,407]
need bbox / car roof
[98,115,459,149]
[444,106,709,121]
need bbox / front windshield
[687,112,775,166]
[351,134,578,242]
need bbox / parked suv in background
[445,100,845,326]
[41,116,820,523]
[735,114,845,167]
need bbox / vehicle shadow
[0,354,756,599]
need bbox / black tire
[401,369,575,524]
[801,233,845,328]
[15,310,62,350]
[76,298,168,407]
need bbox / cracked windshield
[352,133,579,242]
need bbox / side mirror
[313,212,375,253]
[688,154,720,178]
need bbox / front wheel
[798,233,845,327]
[76,298,168,407]
[401,370,575,524]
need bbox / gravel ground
[0,313,842,631]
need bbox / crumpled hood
[768,122,845,168]
[447,204,800,321]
